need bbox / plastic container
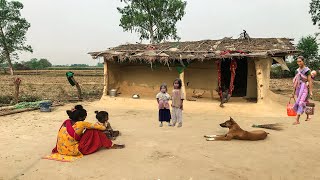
[287,98,297,116]
[109,89,118,97]
[39,101,52,112]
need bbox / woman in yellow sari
[45,105,124,162]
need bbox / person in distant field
[171,78,184,128]
[95,111,121,140]
[292,56,314,125]
[156,84,172,127]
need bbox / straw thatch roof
[89,38,299,63]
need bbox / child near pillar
[171,78,184,128]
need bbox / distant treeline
[0,58,103,71]
[47,67,103,70]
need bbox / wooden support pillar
[179,70,187,99]
[103,59,109,96]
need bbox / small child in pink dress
[156,84,171,127]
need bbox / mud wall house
[89,38,298,103]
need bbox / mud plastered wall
[184,61,218,99]
[107,61,217,99]
[254,58,272,103]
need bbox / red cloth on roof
[229,59,237,95]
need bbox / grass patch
[19,95,42,102]
[0,95,13,105]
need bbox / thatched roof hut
[89,38,297,61]
[89,38,298,103]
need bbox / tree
[297,35,319,63]
[117,0,187,44]
[96,62,104,67]
[0,0,32,75]
[21,58,52,69]
[24,58,38,69]
[310,0,320,28]
[296,35,320,70]
[13,61,29,70]
[0,53,7,73]
[284,35,320,77]
[12,58,52,70]
[37,58,52,69]
[70,64,89,67]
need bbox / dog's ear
[230,117,235,123]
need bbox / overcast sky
[19,0,318,65]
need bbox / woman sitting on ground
[46,105,124,162]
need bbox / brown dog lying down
[204,117,268,141]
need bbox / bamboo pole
[0,108,38,116]
[13,77,21,104]
[0,103,64,116]
[179,71,187,100]
[103,59,109,96]
[70,77,82,100]
[0,106,15,111]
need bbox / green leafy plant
[117,0,187,44]
[295,35,320,71]
[0,0,33,75]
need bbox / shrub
[0,95,13,105]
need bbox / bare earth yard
[0,94,320,180]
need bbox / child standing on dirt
[156,84,172,127]
[171,78,184,128]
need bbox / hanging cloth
[216,60,223,99]
[175,59,191,74]
[229,59,237,96]
[219,50,246,97]
[66,71,76,86]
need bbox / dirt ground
[0,72,104,105]
[0,92,320,180]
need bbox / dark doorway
[220,58,248,97]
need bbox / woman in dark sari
[292,56,314,125]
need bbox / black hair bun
[94,111,99,114]
[75,105,83,110]
[66,110,72,116]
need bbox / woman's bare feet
[293,121,300,125]
[305,118,311,121]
